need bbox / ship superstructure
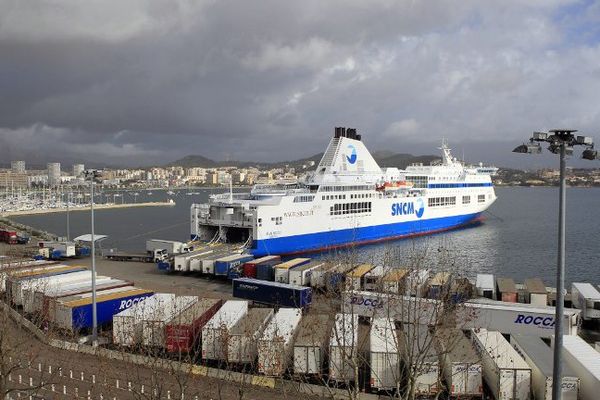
[191,127,497,256]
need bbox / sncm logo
[119,296,150,311]
[514,314,555,329]
[349,296,384,309]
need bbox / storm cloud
[1,0,600,167]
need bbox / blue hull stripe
[251,212,481,256]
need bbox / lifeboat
[375,181,413,191]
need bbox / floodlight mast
[512,129,597,400]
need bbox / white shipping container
[202,300,248,360]
[289,262,325,286]
[511,335,579,400]
[404,269,430,297]
[141,296,198,347]
[476,274,495,299]
[329,313,360,382]
[15,270,93,307]
[293,314,331,375]
[558,335,600,400]
[571,282,600,320]
[200,251,232,275]
[227,308,273,364]
[401,326,440,396]
[436,329,482,397]
[472,329,531,400]
[1,264,67,292]
[173,250,214,272]
[257,308,302,376]
[369,317,400,391]
[113,293,177,346]
[363,265,386,292]
[27,276,111,314]
[309,263,337,289]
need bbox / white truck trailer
[363,265,386,292]
[558,335,600,400]
[141,296,198,347]
[257,308,302,376]
[288,261,325,286]
[113,293,176,346]
[436,329,483,398]
[471,329,531,400]
[511,335,579,400]
[200,250,234,275]
[571,282,600,321]
[226,308,273,364]
[173,249,214,272]
[146,239,192,256]
[401,326,440,396]
[329,313,360,382]
[202,300,248,360]
[369,317,401,391]
[476,274,495,299]
[14,270,93,307]
[404,269,430,297]
[293,314,332,375]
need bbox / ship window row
[428,182,492,189]
[405,176,429,188]
[271,216,283,225]
[478,194,486,203]
[320,185,372,192]
[428,196,456,207]
[330,202,372,216]
[350,193,374,199]
[462,195,470,204]
[322,194,347,200]
[293,195,315,203]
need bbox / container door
[307,347,320,374]
[466,364,483,395]
[560,378,579,400]
[514,370,530,400]
[499,370,514,400]
[294,347,307,374]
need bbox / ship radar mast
[439,139,456,165]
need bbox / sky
[1,0,600,169]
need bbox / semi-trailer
[243,256,281,279]
[471,329,531,400]
[427,271,451,299]
[288,261,324,286]
[2,264,73,292]
[475,274,495,299]
[55,286,154,332]
[227,308,273,364]
[363,265,386,292]
[173,250,215,272]
[9,267,88,306]
[165,298,222,353]
[329,313,360,382]
[344,264,374,291]
[435,329,483,398]
[400,326,441,396]
[214,254,254,277]
[571,282,600,321]
[293,314,332,375]
[524,278,548,307]
[146,239,192,255]
[113,293,176,346]
[381,269,408,294]
[199,250,235,275]
[558,334,600,400]
[257,308,302,376]
[325,263,356,292]
[141,296,199,347]
[497,277,518,303]
[273,258,311,283]
[20,271,97,312]
[511,335,579,400]
[404,269,430,297]
[232,278,312,308]
[369,317,401,392]
[202,300,248,360]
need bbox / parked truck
[329,313,360,383]
[232,278,312,308]
[227,308,273,364]
[242,256,281,279]
[293,314,332,375]
[146,239,193,256]
[435,329,483,398]
[471,329,531,400]
[369,317,401,392]
[202,300,248,360]
[257,308,302,376]
[571,282,600,321]
[511,335,579,400]
[476,274,495,299]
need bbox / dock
[1,201,176,217]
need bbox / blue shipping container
[232,278,312,308]
[256,264,275,281]
[214,255,254,276]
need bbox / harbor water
[10,187,600,285]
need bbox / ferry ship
[191,127,497,256]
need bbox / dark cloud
[1,0,600,168]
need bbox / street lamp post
[513,129,599,400]
[83,169,102,345]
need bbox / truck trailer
[257,308,302,376]
[202,300,248,360]
[232,278,312,308]
[165,298,222,353]
[227,308,273,364]
[571,282,600,321]
[293,314,332,375]
[369,317,401,392]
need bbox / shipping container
[401,326,440,396]
[113,293,176,346]
[404,269,430,297]
[174,249,215,272]
[165,298,222,353]
[55,287,154,332]
[471,329,531,400]
[369,317,401,391]
[329,313,360,382]
[476,274,495,299]
[435,329,483,398]
[325,263,356,292]
[288,261,325,286]
[571,282,600,321]
[257,308,302,376]
[274,258,311,283]
[214,254,254,277]
[227,308,273,364]
[200,250,234,275]
[293,314,332,375]
[559,334,600,400]
[381,269,408,294]
[458,298,580,338]
[10,268,89,306]
[232,278,312,308]
[524,278,548,307]
[309,262,338,289]
[141,296,199,347]
[363,265,386,292]
[427,271,451,299]
[449,277,474,304]
[3,264,73,295]
[202,300,248,360]
[511,335,579,400]
[20,271,97,312]
[497,277,518,303]
[242,255,281,279]
[345,264,374,291]
[25,275,109,314]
